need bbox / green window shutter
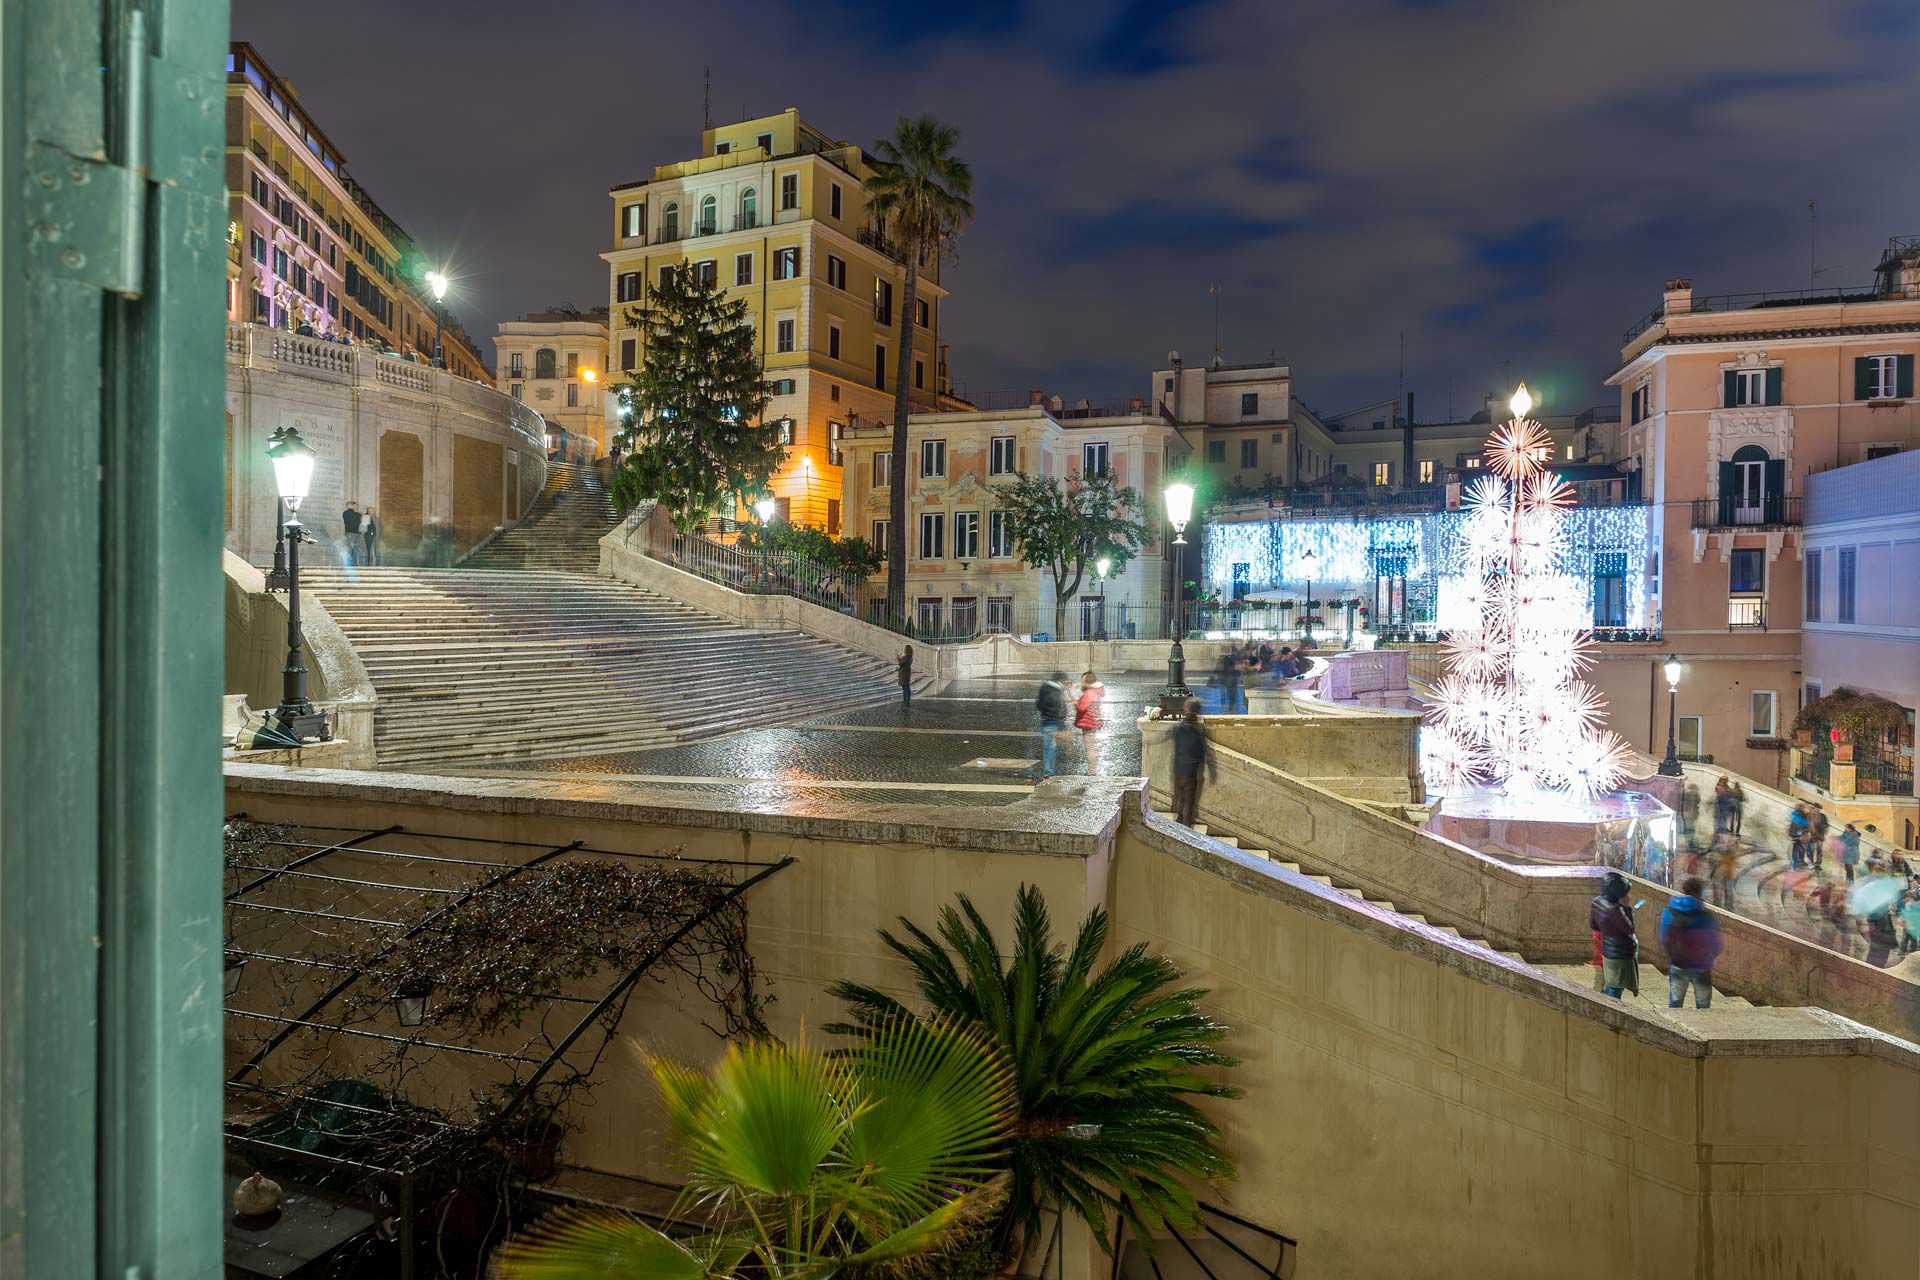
[1765,367,1783,405]
[1854,357,1874,400]
[1764,459,1786,523]
[1723,370,1738,408]
[1898,354,1914,399]
[1716,462,1736,525]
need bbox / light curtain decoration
[1420,387,1635,799]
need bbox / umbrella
[1845,873,1905,918]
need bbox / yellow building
[495,309,611,458]
[224,42,489,383]
[603,108,954,532]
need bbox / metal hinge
[25,142,146,297]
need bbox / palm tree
[862,115,973,631]
[828,886,1237,1261]
[496,1017,1014,1280]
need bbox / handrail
[668,529,859,615]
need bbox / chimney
[1028,387,1045,407]
[1403,392,1415,487]
[1663,278,1693,317]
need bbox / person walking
[1590,871,1639,999]
[1170,698,1217,827]
[1035,673,1069,779]
[340,501,364,566]
[1729,781,1746,836]
[896,645,913,709]
[1711,831,1739,908]
[1836,822,1861,883]
[1659,876,1724,1009]
[1900,889,1920,955]
[1214,648,1245,714]
[1679,783,1700,849]
[1787,803,1811,870]
[361,507,379,566]
[1073,671,1105,775]
[1712,777,1733,835]
[1809,803,1830,871]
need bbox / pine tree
[612,264,778,533]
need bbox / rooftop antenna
[703,66,712,130]
[1808,200,1838,291]
[1209,283,1222,365]
[1397,330,1405,425]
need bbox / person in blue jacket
[1659,876,1725,1009]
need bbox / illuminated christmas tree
[1422,385,1634,799]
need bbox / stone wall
[1195,711,1422,803]
[225,323,545,567]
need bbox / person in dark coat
[361,507,379,566]
[1659,876,1724,1008]
[1170,698,1217,827]
[1590,871,1638,998]
[896,645,913,709]
[1035,673,1069,778]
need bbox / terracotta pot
[1835,741,1855,764]
[1793,729,1812,748]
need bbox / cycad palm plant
[862,114,972,631]
[828,885,1237,1258]
[495,1017,1014,1279]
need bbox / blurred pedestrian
[1679,783,1700,848]
[1788,803,1811,870]
[1865,904,1899,967]
[1840,823,1861,883]
[1809,803,1830,871]
[1901,889,1920,955]
[897,644,913,709]
[1074,671,1105,774]
[340,500,364,565]
[1659,877,1724,1009]
[1713,777,1734,834]
[1035,672,1069,779]
[1214,648,1245,714]
[1170,698,1216,827]
[1590,871,1638,999]
[362,507,379,566]
[1730,781,1746,836]
[1711,832,1738,907]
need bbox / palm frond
[493,1209,741,1280]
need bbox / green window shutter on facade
[1765,366,1783,405]
[1723,370,1739,408]
[1898,354,1915,399]
[1854,357,1874,399]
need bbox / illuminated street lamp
[423,269,449,368]
[1300,545,1318,642]
[1094,555,1112,640]
[754,495,777,523]
[1658,653,1684,777]
[392,979,433,1028]
[265,427,329,743]
[580,367,598,383]
[1160,482,1195,714]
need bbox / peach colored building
[839,400,1190,638]
[1603,241,1920,791]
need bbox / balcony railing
[858,226,903,262]
[1727,597,1766,630]
[1624,284,1887,345]
[873,302,893,325]
[1690,495,1803,529]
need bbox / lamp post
[1658,653,1684,776]
[1094,554,1111,640]
[266,427,330,743]
[424,270,448,369]
[1300,545,1318,643]
[1160,482,1195,714]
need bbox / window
[622,202,644,238]
[1729,548,1763,595]
[773,247,799,280]
[874,344,886,390]
[954,511,980,560]
[662,203,679,240]
[735,253,754,286]
[776,318,795,353]
[620,337,636,371]
[989,436,1016,475]
[509,354,526,377]
[1751,691,1777,738]
[919,512,945,559]
[1083,442,1109,476]
[826,255,846,290]
[1592,552,1627,627]
[826,499,841,537]
[828,421,844,466]
[776,418,795,445]
[988,511,1013,557]
[1838,546,1857,622]
[871,519,888,555]
[566,383,578,408]
[739,189,757,230]
[693,259,717,286]
[697,196,717,234]
[770,378,797,396]
[1419,458,1435,483]
[915,359,925,390]
[535,348,557,378]
[1803,680,1823,707]
[510,382,523,400]
[828,323,842,360]
[1857,353,1913,400]
[756,131,773,153]
[1163,377,1174,393]
[830,183,842,219]
[1678,716,1703,761]
[1241,392,1259,417]
[920,439,946,478]
[272,247,288,278]
[1239,439,1257,468]
[1805,549,1822,621]
[714,141,731,156]
[779,173,798,210]
[874,279,893,325]
[249,231,266,264]
[659,265,674,291]
[916,297,929,328]
[1867,444,1900,460]
[567,351,580,377]
[872,452,891,488]
[1372,461,1392,486]
[987,597,1014,633]
[1207,440,1226,464]
[616,271,641,302]
[917,598,943,635]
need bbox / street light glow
[754,496,777,522]
[1163,482,1195,540]
[424,270,449,302]
[1509,382,1533,420]
[266,425,316,513]
[1095,555,1111,579]
[1664,654,1683,690]
[580,368,597,382]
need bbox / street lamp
[1299,545,1318,642]
[392,979,433,1028]
[754,495,777,523]
[265,426,330,744]
[424,270,448,369]
[1658,653,1684,776]
[1160,482,1195,714]
[580,367,597,383]
[1094,555,1112,640]
[265,426,291,591]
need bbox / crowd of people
[1033,671,1106,778]
[339,501,379,566]
[1210,638,1316,713]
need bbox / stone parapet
[221,550,376,768]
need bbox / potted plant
[474,1084,565,1182]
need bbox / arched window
[1720,443,1783,526]
[698,195,717,234]
[662,202,679,241]
[740,188,757,230]
[534,347,557,379]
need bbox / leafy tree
[496,1018,1014,1280]
[995,470,1150,638]
[829,886,1238,1262]
[612,264,778,533]
[863,116,973,629]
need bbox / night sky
[233,0,1920,419]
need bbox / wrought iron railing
[668,529,861,615]
[1727,598,1767,630]
[1691,496,1803,529]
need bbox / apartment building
[604,109,957,531]
[840,401,1189,639]
[496,310,611,457]
[223,43,489,382]
[1153,357,1338,494]
[1603,240,1920,784]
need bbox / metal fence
[849,596,1384,647]
[668,530,862,615]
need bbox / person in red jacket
[1073,671,1105,775]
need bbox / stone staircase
[302,565,912,769]
[1151,804,1757,1013]
[461,460,617,573]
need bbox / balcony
[1727,597,1766,630]
[858,226,904,262]
[1690,495,1802,529]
